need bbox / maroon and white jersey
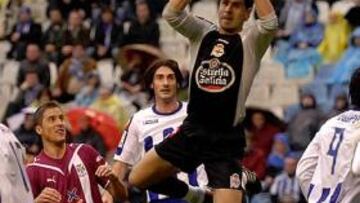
[26,144,109,203]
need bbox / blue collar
[152,101,183,116]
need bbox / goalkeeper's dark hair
[350,67,360,108]
[218,0,254,9]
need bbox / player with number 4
[296,67,360,203]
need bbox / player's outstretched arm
[34,187,62,203]
[95,164,128,201]
[168,0,190,12]
[254,0,275,18]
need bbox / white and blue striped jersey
[296,110,360,203]
[0,124,34,203]
[270,172,301,202]
[114,102,208,202]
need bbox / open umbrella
[118,43,166,71]
[67,107,121,151]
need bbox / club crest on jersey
[211,43,225,58]
[230,173,241,189]
[195,58,235,93]
[75,164,87,177]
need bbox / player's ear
[35,125,42,135]
[150,83,154,89]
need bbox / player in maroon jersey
[26,101,127,203]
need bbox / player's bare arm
[254,0,275,18]
[95,164,128,201]
[168,0,190,12]
[112,160,132,181]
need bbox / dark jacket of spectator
[123,20,160,47]
[7,7,42,60]
[17,59,51,88]
[73,128,107,156]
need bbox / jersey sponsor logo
[195,58,235,93]
[211,43,225,58]
[230,173,241,189]
[143,119,159,125]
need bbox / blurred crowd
[0,0,359,202]
[1,0,175,159]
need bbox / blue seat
[315,64,335,83]
[329,83,348,101]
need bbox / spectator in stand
[251,135,290,203]
[61,10,90,58]
[317,12,351,64]
[287,93,322,154]
[270,155,304,203]
[329,27,360,84]
[91,7,123,60]
[30,88,53,108]
[73,114,107,157]
[123,0,160,47]
[111,0,135,25]
[120,66,148,110]
[7,6,42,60]
[277,0,311,39]
[90,84,129,131]
[42,8,65,65]
[289,9,324,48]
[324,93,349,120]
[267,133,290,176]
[243,133,267,180]
[54,43,97,103]
[14,108,42,163]
[17,43,51,88]
[74,71,100,107]
[283,34,322,78]
[275,10,323,77]
[47,0,92,20]
[248,111,280,157]
[5,70,44,119]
